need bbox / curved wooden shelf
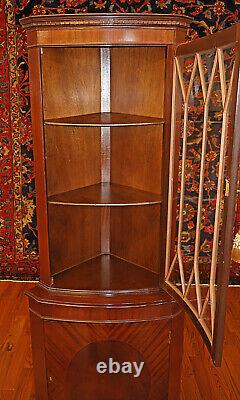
[48,183,162,206]
[52,254,159,292]
[44,112,165,127]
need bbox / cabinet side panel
[159,45,176,284]
[168,311,184,400]
[28,47,51,283]
[41,47,101,119]
[110,205,161,273]
[45,126,101,196]
[110,47,165,118]
[48,205,101,275]
[111,125,163,194]
[29,310,48,400]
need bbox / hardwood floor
[0,282,35,400]
[182,287,240,400]
[0,282,239,400]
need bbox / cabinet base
[28,284,184,400]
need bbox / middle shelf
[44,112,165,127]
[48,182,162,206]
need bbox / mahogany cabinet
[21,14,240,400]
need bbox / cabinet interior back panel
[45,125,101,196]
[110,205,161,273]
[110,47,166,117]
[111,125,163,194]
[48,205,101,275]
[41,47,101,119]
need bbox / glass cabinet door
[165,26,240,366]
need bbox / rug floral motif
[1,0,240,282]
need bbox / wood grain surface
[44,319,170,400]
[48,182,162,206]
[111,125,163,194]
[111,47,165,118]
[45,125,101,197]
[0,282,239,399]
[42,47,101,120]
[45,112,164,127]
[48,205,101,275]
[52,254,159,291]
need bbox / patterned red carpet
[0,0,240,282]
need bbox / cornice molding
[20,13,193,30]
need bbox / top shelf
[44,112,165,127]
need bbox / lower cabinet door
[44,320,172,400]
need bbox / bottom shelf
[52,254,159,292]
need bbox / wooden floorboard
[181,287,240,400]
[0,282,239,399]
[0,282,35,400]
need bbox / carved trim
[20,13,193,31]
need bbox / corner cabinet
[21,14,240,400]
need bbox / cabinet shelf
[52,254,159,292]
[44,112,165,127]
[48,183,162,206]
